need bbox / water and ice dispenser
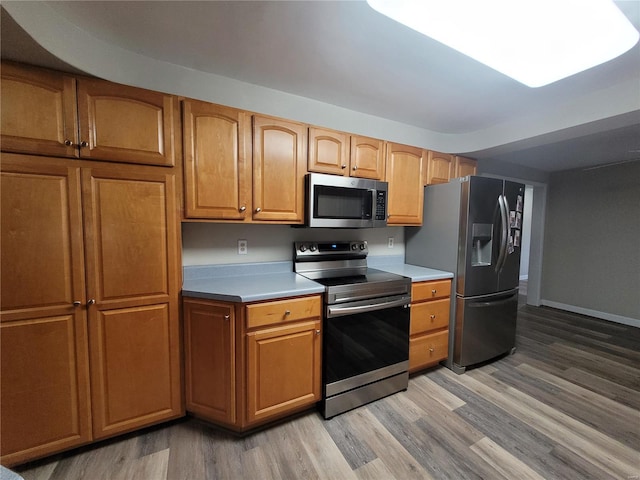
[471,223,493,266]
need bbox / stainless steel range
[294,240,411,418]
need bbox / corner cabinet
[386,142,425,225]
[409,279,451,372]
[0,154,183,466]
[183,299,236,425]
[308,127,385,180]
[454,155,477,178]
[183,294,322,431]
[1,61,177,167]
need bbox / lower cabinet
[409,279,451,372]
[183,294,322,431]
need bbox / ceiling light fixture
[366,0,640,87]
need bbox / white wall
[182,224,404,266]
[519,185,534,279]
[541,160,640,326]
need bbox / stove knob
[299,244,307,252]
[359,243,366,250]
[351,244,357,250]
[309,244,317,252]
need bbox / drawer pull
[429,347,435,353]
[432,289,437,295]
[430,314,436,320]
[284,310,291,316]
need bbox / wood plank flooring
[14,304,640,480]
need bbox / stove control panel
[295,241,368,258]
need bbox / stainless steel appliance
[294,240,411,418]
[305,173,388,228]
[406,176,525,373]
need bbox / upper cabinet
[425,150,454,185]
[454,155,478,178]
[252,115,307,224]
[182,106,306,224]
[307,127,349,175]
[76,78,177,166]
[386,143,425,225]
[182,100,251,220]
[308,128,385,180]
[1,62,78,158]
[350,135,386,180]
[1,62,177,167]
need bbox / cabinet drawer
[409,330,449,372]
[246,296,321,329]
[412,279,451,302]
[410,298,450,335]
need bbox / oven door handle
[327,297,410,317]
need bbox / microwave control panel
[375,191,387,220]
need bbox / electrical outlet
[388,237,394,248]
[238,239,248,255]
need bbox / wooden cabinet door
[184,299,236,425]
[425,151,454,185]
[350,135,385,180]
[386,143,425,225]
[183,100,251,220]
[454,155,477,178]
[82,165,182,438]
[246,319,321,424]
[0,155,91,466]
[1,62,78,158]
[76,78,177,166]
[252,115,307,223]
[308,127,350,176]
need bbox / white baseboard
[540,300,640,328]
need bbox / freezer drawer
[453,289,518,368]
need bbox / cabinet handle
[87,299,96,306]
[73,301,82,307]
[341,164,347,169]
[430,314,436,320]
[315,329,321,335]
[255,207,262,213]
[64,139,75,147]
[239,206,246,212]
[429,347,435,353]
[79,141,89,148]
[224,315,230,321]
[352,165,358,171]
[432,289,437,295]
[284,310,291,316]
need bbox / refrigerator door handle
[495,194,508,272]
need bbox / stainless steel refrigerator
[406,176,525,373]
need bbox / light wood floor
[14,305,640,480]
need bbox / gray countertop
[182,261,324,303]
[369,255,454,282]
[182,258,453,303]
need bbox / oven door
[323,294,410,399]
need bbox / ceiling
[2,1,640,173]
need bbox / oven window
[323,305,409,385]
[314,185,372,219]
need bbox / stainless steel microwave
[306,173,388,228]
